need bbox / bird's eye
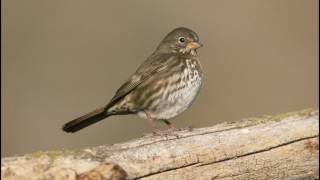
[178,37,185,43]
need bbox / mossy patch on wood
[27,149,82,160]
[238,108,318,127]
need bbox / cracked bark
[2,109,319,180]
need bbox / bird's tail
[62,107,111,133]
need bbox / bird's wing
[105,53,174,109]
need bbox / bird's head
[156,27,203,56]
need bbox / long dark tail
[62,107,111,133]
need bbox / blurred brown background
[2,0,318,157]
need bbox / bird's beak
[186,42,203,49]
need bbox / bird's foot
[167,125,194,132]
[142,125,193,138]
[178,126,194,132]
[152,128,180,138]
[168,125,180,132]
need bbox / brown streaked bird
[62,27,203,134]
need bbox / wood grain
[2,109,319,180]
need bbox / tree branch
[2,109,319,180]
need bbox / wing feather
[105,53,173,109]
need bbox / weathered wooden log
[1,109,319,180]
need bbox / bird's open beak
[186,42,203,49]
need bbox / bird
[62,27,203,134]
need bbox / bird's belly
[156,81,201,120]
[139,69,202,120]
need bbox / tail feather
[62,107,110,133]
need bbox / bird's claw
[152,128,180,138]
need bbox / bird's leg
[144,111,162,135]
[162,120,179,131]
[161,120,181,138]
[144,111,178,136]
[163,120,194,132]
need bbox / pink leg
[144,111,179,136]
[144,111,161,134]
[163,120,194,132]
[162,120,178,131]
